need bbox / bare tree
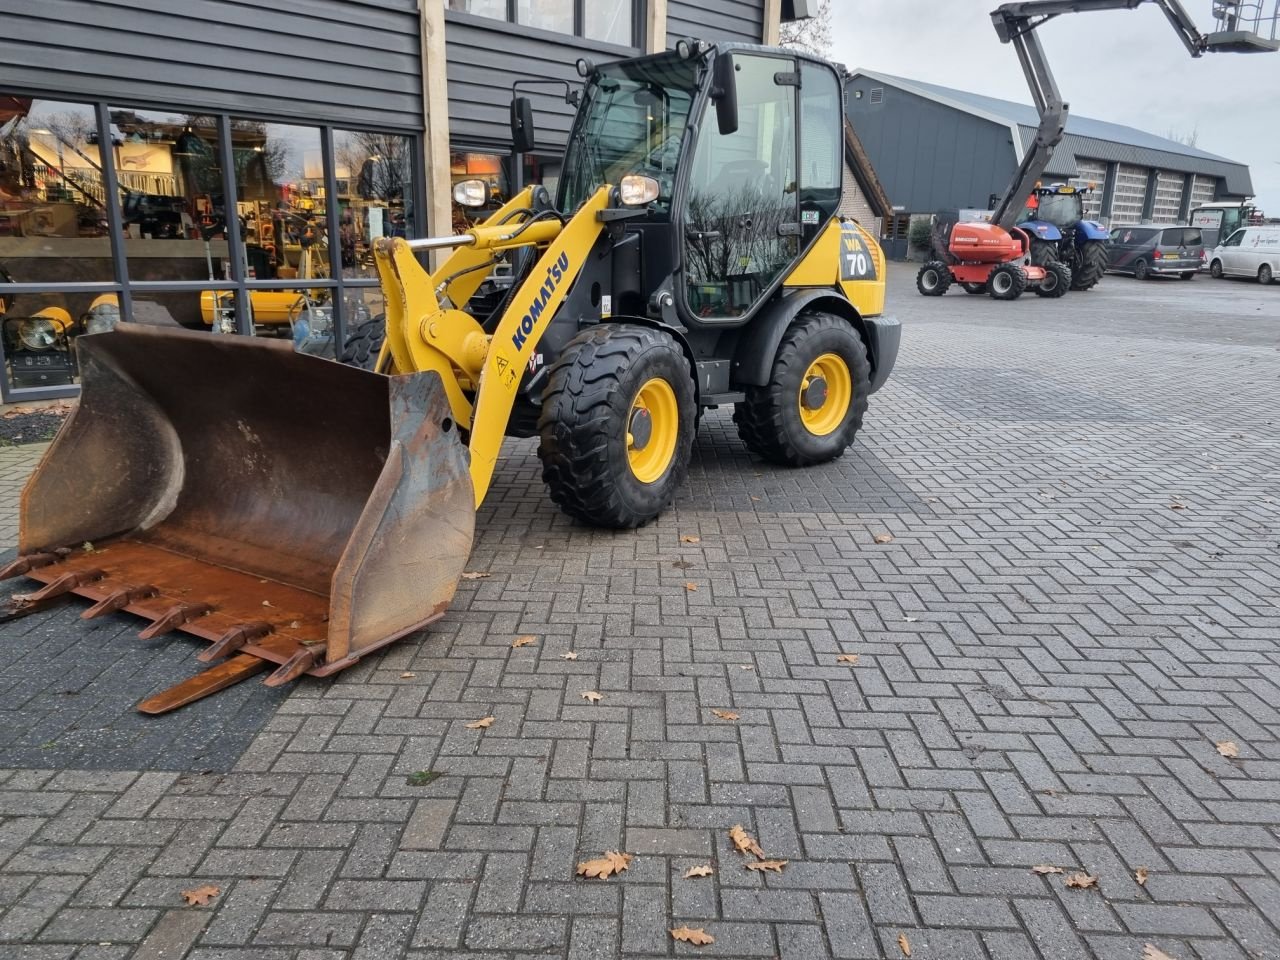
[779,0,834,56]
[1164,125,1199,148]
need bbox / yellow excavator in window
[4,41,900,712]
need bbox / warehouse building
[846,69,1254,226]
[0,0,815,401]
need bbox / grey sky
[832,1,1280,212]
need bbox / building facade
[0,0,785,401]
[846,70,1253,227]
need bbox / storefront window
[0,289,120,392]
[448,0,507,17]
[518,0,573,34]
[334,130,415,279]
[1,97,111,282]
[447,0,635,45]
[585,1,633,45]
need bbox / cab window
[1222,230,1245,247]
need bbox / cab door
[681,52,799,322]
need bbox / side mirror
[510,97,536,153]
[712,53,739,136]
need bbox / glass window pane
[450,151,509,230]
[448,0,507,17]
[585,0,632,44]
[518,0,573,34]
[232,121,329,282]
[799,62,842,227]
[335,130,416,279]
[109,109,230,282]
[0,289,107,392]
[0,97,112,282]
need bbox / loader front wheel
[733,312,870,467]
[340,315,386,371]
[538,324,695,529]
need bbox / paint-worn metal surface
[1,326,474,712]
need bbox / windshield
[558,55,699,217]
[1021,192,1084,228]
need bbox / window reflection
[335,130,415,279]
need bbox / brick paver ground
[0,266,1277,959]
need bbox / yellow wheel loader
[3,41,900,713]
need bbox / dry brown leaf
[576,850,632,880]
[1065,872,1098,889]
[728,824,765,859]
[873,533,894,544]
[711,709,739,721]
[1135,867,1150,886]
[1142,945,1177,960]
[560,651,579,661]
[461,571,492,580]
[1170,503,1186,510]
[684,865,714,878]
[739,664,755,671]
[1032,864,1064,875]
[898,932,912,956]
[685,582,698,592]
[399,672,416,679]
[670,926,714,946]
[680,535,701,544]
[465,716,495,729]
[745,859,787,873]
[1216,740,1239,758]
[181,884,220,906]
[582,691,603,703]
[512,635,537,648]
[836,654,860,665]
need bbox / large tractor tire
[1029,240,1059,266]
[916,261,952,297]
[1070,240,1108,290]
[1033,261,1072,298]
[340,314,386,370]
[989,263,1028,301]
[538,324,695,529]
[733,311,871,468]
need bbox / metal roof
[854,70,1254,195]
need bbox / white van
[1208,227,1280,285]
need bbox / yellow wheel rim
[798,353,852,437]
[627,377,679,484]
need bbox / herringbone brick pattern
[0,267,1276,959]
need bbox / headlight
[16,307,71,351]
[619,174,660,207]
[84,296,121,335]
[452,179,487,208]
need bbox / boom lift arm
[989,0,1279,229]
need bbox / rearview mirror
[510,97,536,153]
[712,53,739,136]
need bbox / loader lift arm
[989,0,1279,230]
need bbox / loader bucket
[4,325,474,713]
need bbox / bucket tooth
[137,652,270,714]
[0,551,66,581]
[263,644,324,687]
[198,621,274,663]
[23,569,106,602]
[139,602,213,640]
[82,584,158,620]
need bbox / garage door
[1110,164,1149,224]
[1152,170,1185,222]
[1070,158,1108,221]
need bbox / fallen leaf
[672,560,694,570]
[1032,864,1064,875]
[751,495,761,501]
[836,654,860,665]
[82,541,96,553]
[685,582,698,592]
[670,926,714,946]
[582,691,603,703]
[1065,872,1098,889]
[181,884,220,906]
[745,859,787,873]
[261,600,273,608]
[405,770,441,786]
[711,709,739,721]
[684,865,714,878]
[560,651,579,661]
[1135,867,1149,886]
[512,635,537,648]
[904,616,919,623]
[728,824,765,859]
[1170,503,1186,510]
[873,533,894,544]
[288,620,301,629]
[898,932,912,956]
[1142,945,1177,960]
[1216,740,1239,758]
[680,535,701,544]
[400,672,416,679]
[739,664,755,671]
[461,571,492,580]
[465,716,495,729]
[576,850,632,880]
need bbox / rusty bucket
[3,325,474,712]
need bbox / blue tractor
[1017,182,1110,291]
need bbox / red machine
[916,218,1071,301]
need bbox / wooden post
[762,0,782,44]
[646,0,668,53]
[419,0,453,264]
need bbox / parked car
[1208,227,1280,285]
[1106,224,1204,280]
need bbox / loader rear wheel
[538,324,694,529]
[1071,240,1108,290]
[733,311,870,467]
[989,263,1027,301]
[916,261,952,296]
[340,315,386,371]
